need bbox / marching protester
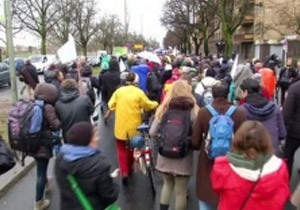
[55,79,94,142]
[98,59,121,114]
[32,83,62,210]
[150,80,199,210]
[211,121,290,210]
[107,72,158,185]
[20,59,40,100]
[239,78,286,156]
[192,82,246,210]
[55,122,119,210]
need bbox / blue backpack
[205,105,237,159]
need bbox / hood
[59,89,80,103]
[169,97,194,110]
[59,144,99,162]
[56,146,107,178]
[243,93,276,120]
[34,83,58,105]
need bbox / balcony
[234,33,254,43]
[244,33,254,41]
[242,15,254,26]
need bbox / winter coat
[147,71,162,101]
[55,149,119,210]
[278,67,298,90]
[55,88,94,141]
[194,76,217,96]
[99,67,120,103]
[211,156,290,210]
[233,65,253,101]
[131,64,149,92]
[160,70,172,86]
[108,85,158,140]
[32,83,62,158]
[191,98,247,205]
[20,63,39,89]
[149,97,196,176]
[283,80,300,139]
[240,93,286,155]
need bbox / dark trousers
[285,137,300,177]
[34,158,49,201]
[280,88,287,106]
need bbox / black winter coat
[55,89,94,141]
[99,70,120,103]
[283,79,300,139]
[55,153,119,210]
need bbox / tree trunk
[41,35,47,54]
[82,43,87,56]
[224,32,233,59]
[203,35,209,56]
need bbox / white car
[28,55,57,73]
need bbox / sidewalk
[0,157,35,199]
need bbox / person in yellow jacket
[108,72,158,185]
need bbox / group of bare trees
[161,0,252,57]
[4,0,159,56]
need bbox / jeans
[198,200,217,210]
[35,158,49,201]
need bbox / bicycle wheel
[147,166,156,197]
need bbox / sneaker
[34,199,50,210]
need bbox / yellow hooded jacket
[108,85,158,140]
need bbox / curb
[0,160,36,199]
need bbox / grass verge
[0,101,12,141]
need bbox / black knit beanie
[66,122,93,146]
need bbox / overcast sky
[10,0,167,48]
[99,0,167,44]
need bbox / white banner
[57,34,77,63]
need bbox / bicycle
[130,123,158,197]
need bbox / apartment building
[209,0,300,61]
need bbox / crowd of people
[15,52,300,210]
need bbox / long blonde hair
[155,80,199,120]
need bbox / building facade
[208,0,300,62]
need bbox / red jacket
[211,156,290,210]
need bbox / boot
[160,204,169,210]
[34,199,50,210]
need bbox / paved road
[0,114,199,210]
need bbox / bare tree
[96,14,123,53]
[72,0,100,56]
[216,0,251,58]
[49,0,77,45]
[193,0,219,55]
[161,0,193,54]
[13,0,61,54]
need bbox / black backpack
[158,109,192,158]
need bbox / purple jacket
[240,93,286,155]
